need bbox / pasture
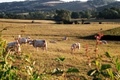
[0,19,120,80]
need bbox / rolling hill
[0,0,120,13]
[97,2,120,11]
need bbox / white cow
[6,40,21,54]
[18,37,30,44]
[71,43,80,53]
[29,39,47,51]
[17,35,30,45]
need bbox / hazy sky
[0,0,120,3]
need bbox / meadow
[0,19,120,80]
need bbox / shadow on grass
[66,74,87,80]
[79,35,120,41]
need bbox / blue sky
[0,0,119,3]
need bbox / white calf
[71,43,80,52]
[29,39,47,51]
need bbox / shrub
[0,36,40,80]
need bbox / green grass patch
[103,27,120,36]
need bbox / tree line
[0,7,120,21]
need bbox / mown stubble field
[0,19,120,80]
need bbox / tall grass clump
[87,32,120,80]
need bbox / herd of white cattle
[5,35,107,54]
[6,35,48,54]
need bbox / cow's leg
[71,48,74,54]
[73,48,75,51]
[36,47,38,51]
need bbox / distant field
[0,19,120,80]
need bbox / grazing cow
[17,35,31,45]
[18,37,30,44]
[29,39,47,51]
[71,43,80,53]
[6,40,21,54]
[62,36,68,40]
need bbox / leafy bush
[0,36,40,80]
[87,32,120,80]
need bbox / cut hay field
[0,19,120,80]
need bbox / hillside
[103,27,120,36]
[53,1,95,11]
[0,0,64,13]
[84,27,120,41]
[97,2,120,11]
[0,0,120,13]
[101,27,120,41]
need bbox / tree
[0,12,8,18]
[28,12,46,20]
[97,7,120,19]
[71,12,80,19]
[80,10,92,19]
[54,9,71,21]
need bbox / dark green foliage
[32,71,40,80]
[105,52,111,58]
[54,9,71,22]
[101,71,110,77]
[97,7,120,19]
[88,51,120,80]
[101,64,112,70]
[66,68,79,73]
[52,68,63,75]
[55,57,65,62]
[115,58,120,71]
[79,10,93,19]
[71,12,80,19]
[87,69,99,77]
[28,12,46,20]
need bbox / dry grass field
[0,19,120,80]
